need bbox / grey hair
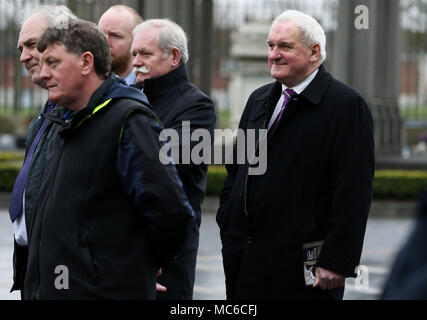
[16,5,77,29]
[133,18,189,65]
[273,10,327,62]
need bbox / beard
[111,52,132,76]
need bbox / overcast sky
[214,0,338,30]
[0,0,336,30]
[0,0,426,32]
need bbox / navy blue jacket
[24,74,194,299]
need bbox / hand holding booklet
[303,240,324,286]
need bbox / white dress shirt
[124,71,136,85]
[13,190,28,246]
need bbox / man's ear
[80,51,95,75]
[171,48,181,68]
[309,43,321,63]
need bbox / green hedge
[0,152,24,191]
[373,170,427,199]
[206,166,427,200]
[1,153,427,200]
[0,162,21,191]
[0,151,24,162]
[206,165,228,195]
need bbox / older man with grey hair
[10,5,77,299]
[131,18,216,300]
[217,10,374,300]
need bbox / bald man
[98,5,142,85]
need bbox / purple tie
[9,102,55,222]
[268,88,296,135]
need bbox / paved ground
[0,195,416,300]
[195,198,416,300]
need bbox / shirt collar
[282,68,319,95]
[124,71,136,86]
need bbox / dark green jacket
[24,75,194,299]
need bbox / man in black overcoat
[217,10,375,300]
[131,18,216,299]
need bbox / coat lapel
[263,82,283,129]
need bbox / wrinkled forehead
[132,27,160,49]
[268,19,303,42]
[18,13,49,45]
[40,43,73,61]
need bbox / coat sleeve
[216,156,238,229]
[317,94,375,277]
[115,110,195,267]
[216,95,253,229]
[165,97,216,177]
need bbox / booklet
[303,240,324,286]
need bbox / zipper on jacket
[80,227,100,281]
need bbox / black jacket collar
[299,64,332,105]
[259,64,332,107]
[45,74,118,131]
[142,64,189,99]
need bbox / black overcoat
[141,65,216,299]
[217,65,375,299]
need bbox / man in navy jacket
[24,19,194,300]
[217,10,375,300]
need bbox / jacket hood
[48,74,156,136]
[97,73,150,107]
[72,73,151,121]
[77,74,155,125]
